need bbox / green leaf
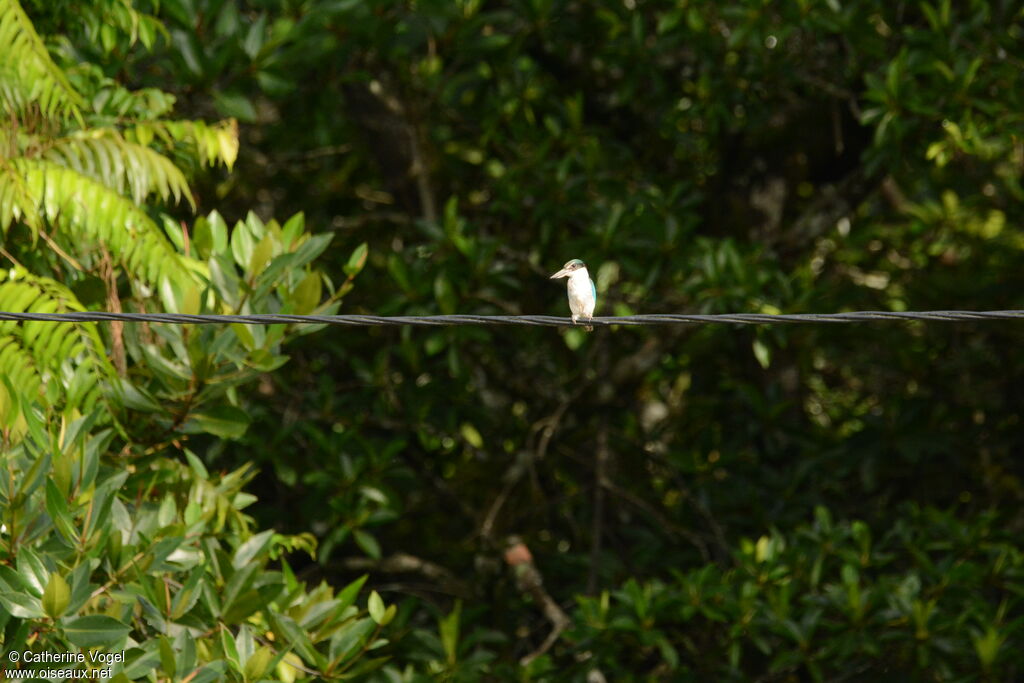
[232,529,275,570]
[206,210,230,253]
[0,0,84,122]
[367,590,385,624]
[177,629,197,676]
[291,272,322,314]
[244,645,275,681]
[657,636,679,670]
[328,617,376,666]
[188,662,229,683]
[158,492,177,527]
[66,562,94,615]
[181,283,201,315]
[184,449,209,479]
[115,378,163,412]
[42,572,70,618]
[170,565,205,620]
[0,565,32,595]
[354,529,381,560]
[433,273,457,314]
[221,627,240,669]
[16,547,48,597]
[292,233,333,267]
[344,242,369,277]
[222,564,259,618]
[45,477,77,543]
[159,636,177,679]
[250,234,276,275]
[281,212,305,246]
[7,160,192,286]
[185,405,251,439]
[214,91,257,123]
[336,574,368,613]
[0,374,17,426]
[230,220,257,269]
[269,612,323,668]
[62,615,131,647]
[242,13,266,59]
[439,600,461,664]
[0,592,44,618]
[460,423,483,449]
[974,625,1005,668]
[752,338,771,369]
[84,471,125,541]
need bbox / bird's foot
[571,314,593,332]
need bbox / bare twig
[480,483,515,541]
[408,121,436,224]
[38,225,82,272]
[327,211,412,231]
[479,389,580,542]
[601,479,711,562]
[535,395,575,461]
[505,538,570,666]
[278,143,352,160]
[334,552,471,597]
[99,247,126,375]
[645,451,730,561]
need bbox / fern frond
[27,0,168,53]
[91,81,177,121]
[0,155,40,233]
[0,335,40,399]
[0,0,84,124]
[77,0,167,51]
[44,129,195,209]
[0,270,111,414]
[5,159,196,287]
[127,118,240,171]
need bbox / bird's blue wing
[590,279,597,304]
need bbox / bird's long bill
[549,267,571,279]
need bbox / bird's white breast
[566,269,595,318]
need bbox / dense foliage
[3,0,1024,680]
[1,0,393,680]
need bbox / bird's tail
[585,324,593,332]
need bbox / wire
[2,310,1024,326]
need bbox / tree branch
[504,537,570,666]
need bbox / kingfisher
[550,259,596,331]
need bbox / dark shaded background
[40,0,1024,677]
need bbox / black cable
[2,310,1024,326]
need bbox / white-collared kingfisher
[550,259,596,331]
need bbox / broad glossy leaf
[184,405,251,439]
[0,592,44,618]
[232,529,274,570]
[269,612,323,668]
[62,615,131,647]
[328,617,375,666]
[42,572,70,618]
[45,477,77,543]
